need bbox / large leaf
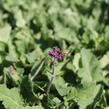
[0,84,44,109]
[76,83,102,109]
[0,84,23,109]
[54,20,79,43]
[65,82,102,109]
[77,48,103,83]
[54,77,102,109]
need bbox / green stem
[47,64,55,95]
[3,72,6,84]
[31,59,45,81]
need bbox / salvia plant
[47,46,65,94]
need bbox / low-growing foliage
[0,0,109,109]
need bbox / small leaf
[14,9,26,27]
[0,24,11,43]
[100,51,109,68]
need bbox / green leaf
[14,9,26,27]
[73,53,81,72]
[0,24,11,43]
[54,21,79,43]
[0,42,6,51]
[53,76,71,96]
[100,51,109,69]
[77,48,103,83]
[65,83,102,109]
[0,84,23,109]
[76,83,102,109]
[6,41,19,62]
[0,51,6,64]
[103,76,109,87]
[20,76,39,104]
[26,48,43,64]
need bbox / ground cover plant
[0,0,109,109]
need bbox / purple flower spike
[48,51,59,56]
[57,54,63,59]
[48,46,64,64]
[48,51,52,55]
[51,61,57,64]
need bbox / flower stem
[47,64,55,95]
